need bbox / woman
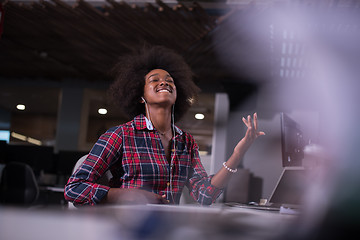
[64,46,265,206]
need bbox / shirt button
[167,182,170,187]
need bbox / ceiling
[1,0,357,92]
[0,0,270,90]
[1,0,226,83]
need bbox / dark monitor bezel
[280,112,305,167]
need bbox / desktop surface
[0,203,298,240]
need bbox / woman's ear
[140,97,146,103]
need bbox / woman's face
[143,69,177,106]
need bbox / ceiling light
[11,132,27,141]
[27,137,42,146]
[195,113,205,120]
[16,104,25,110]
[10,132,42,146]
[98,108,107,115]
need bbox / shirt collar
[134,114,183,135]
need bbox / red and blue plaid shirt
[64,114,222,205]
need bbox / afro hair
[108,45,200,122]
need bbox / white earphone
[141,95,176,203]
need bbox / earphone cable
[170,104,176,204]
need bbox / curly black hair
[108,45,200,122]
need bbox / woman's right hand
[102,188,169,205]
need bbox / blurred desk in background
[37,186,66,206]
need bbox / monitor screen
[55,150,88,176]
[280,113,305,167]
[0,130,10,143]
[4,144,55,176]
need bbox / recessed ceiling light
[11,132,27,141]
[195,113,205,120]
[98,108,107,115]
[16,104,25,110]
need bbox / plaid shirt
[64,114,222,206]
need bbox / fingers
[242,116,248,126]
[242,115,253,129]
[242,112,265,137]
[160,194,170,204]
[258,131,266,136]
[253,112,258,131]
[242,114,253,129]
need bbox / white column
[55,86,84,152]
[210,93,229,174]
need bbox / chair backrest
[72,154,113,185]
[0,162,39,205]
[68,155,112,208]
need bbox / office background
[0,0,289,202]
[0,0,357,210]
[2,1,360,239]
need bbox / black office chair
[0,162,39,205]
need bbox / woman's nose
[159,80,169,86]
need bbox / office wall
[225,109,283,199]
[11,113,57,145]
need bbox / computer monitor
[268,167,307,206]
[0,131,10,143]
[55,150,88,176]
[280,113,305,167]
[4,144,55,176]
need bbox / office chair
[0,162,39,205]
[67,155,112,208]
[72,154,113,186]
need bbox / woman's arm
[64,127,123,205]
[211,112,265,189]
[101,188,169,205]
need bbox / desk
[100,204,297,240]
[39,186,64,193]
[37,186,66,206]
[0,204,297,240]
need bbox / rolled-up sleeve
[186,145,223,205]
[64,127,123,206]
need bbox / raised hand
[242,112,265,142]
[211,113,266,188]
[234,112,265,153]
